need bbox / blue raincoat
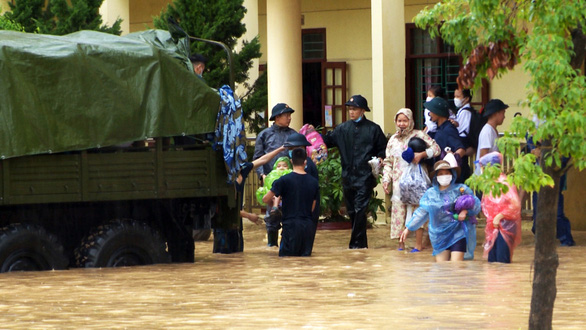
[405,168,481,259]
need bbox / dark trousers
[456,156,471,184]
[531,172,575,246]
[344,185,372,249]
[279,220,316,257]
[488,232,511,263]
[213,228,243,253]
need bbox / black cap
[284,132,311,147]
[189,54,207,64]
[482,99,509,118]
[345,95,371,112]
[424,97,450,118]
[269,103,295,121]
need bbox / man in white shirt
[475,99,509,174]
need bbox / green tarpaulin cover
[0,29,220,159]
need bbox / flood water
[1,221,584,329]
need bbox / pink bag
[300,124,328,164]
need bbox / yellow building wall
[258,0,373,120]
[488,68,532,128]
[303,2,372,114]
[566,168,586,231]
[1,0,10,13]
[128,0,172,33]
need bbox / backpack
[462,107,486,150]
[299,124,328,164]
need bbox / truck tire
[0,223,69,272]
[75,219,171,268]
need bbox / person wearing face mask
[451,88,475,182]
[399,155,481,262]
[253,103,297,246]
[452,88,473,136]
[423,85,446,139]
[382,108,440,252]
[323,95,387,249]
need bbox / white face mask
[437,174,452,186]
[426,96,433,102]
[454,98,463,109]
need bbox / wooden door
[321,62,346,131]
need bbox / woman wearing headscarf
[382,108,440,252]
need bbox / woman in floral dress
[382,108,440,251]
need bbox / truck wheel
[76,219,170,268]
[0,223,68,272]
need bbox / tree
[3,0,121,35]
[414,1,585,328]
[240,70,268,134]
[0,13,24,31]
[153,0,265,132]
[2,0,46,33]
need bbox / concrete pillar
[100,0,130,35]
[266,0,303,130]
[371,0,406,218]
[370,0,406,133]
[238,0,260,98]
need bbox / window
[406,24,487,129]
[302,29,326,61]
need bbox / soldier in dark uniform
[323,95,387,249]
[253,103,296,246]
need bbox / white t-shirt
[455,104,472,137]
[475,123,499,174]
[424,108,437,133]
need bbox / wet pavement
[0,220,584,329]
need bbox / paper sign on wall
[324,105,333,127]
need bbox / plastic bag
[300,124,328,164]
[255,169,292,205]
[454,191,478,225]
[399,163,431,205]
[368,156,382,178]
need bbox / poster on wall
[324,105,333,127]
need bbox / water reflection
[0,222,584,329]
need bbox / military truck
[0,29,240,272]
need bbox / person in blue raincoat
[399,159,481,262]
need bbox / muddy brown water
[0,221,584,329]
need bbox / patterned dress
[382,108,440,239]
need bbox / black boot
[267,230,279,247]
